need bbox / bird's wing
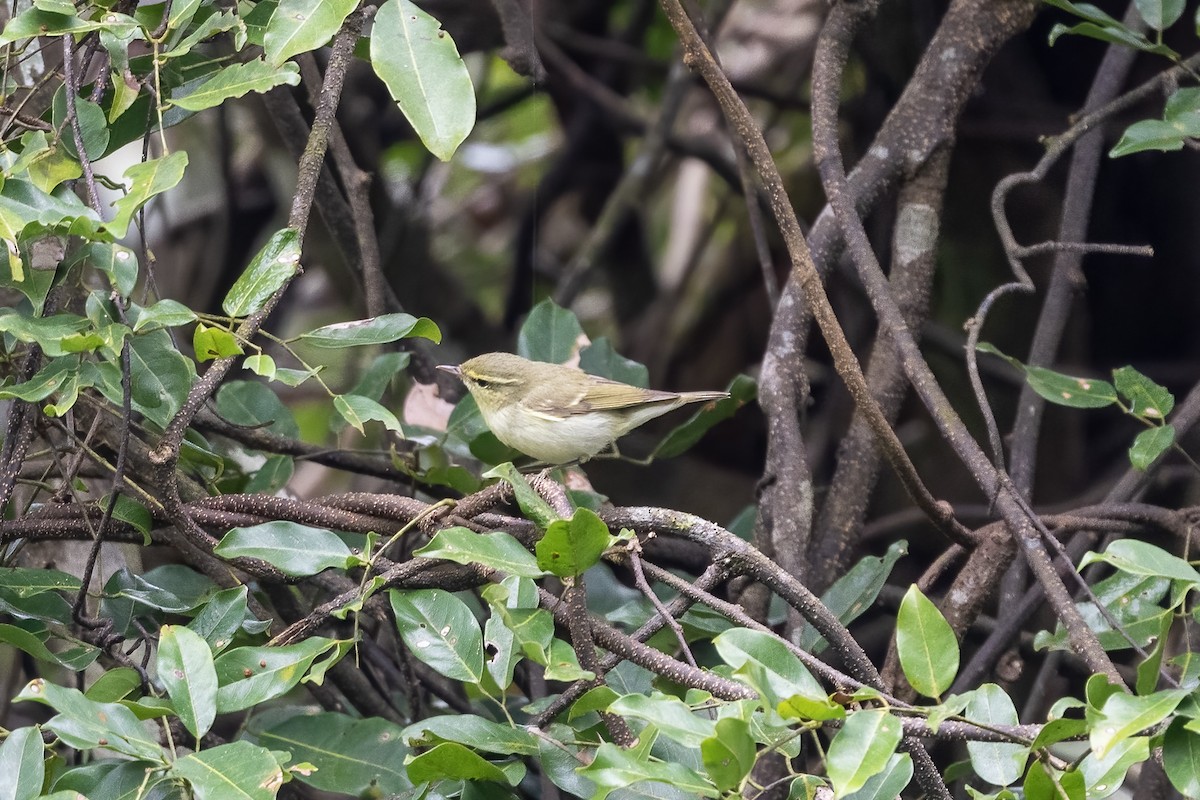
[520,381,591,419]
[578,379,677,411]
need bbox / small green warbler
[438,352,728,464]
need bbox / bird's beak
[436,364,462,379]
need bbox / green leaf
[369,0,476,161]
[216,379,299,438]
[0,567,81,597]
[81,242,138,297]
[264,0,358,66]
[825,709,903,798]
[712,627,825,704]
[222,228,301,317]
[333,393,403,434]
[896,585,959,698]
[482,461,559,528]
[652,373,755,459]
[0,726,45,800]
[296,312,441,347]
[800,540,907,652]
[1113,366,1175,419]
[213,637,338,713]
[579,742,718,800]
[1164,718,1200,797]
[1129,424,1175,470]
[1079,539,1200,585]
[1111,119,1190,157]
[256,712,412,795]
[0,8,138,42]
[106,152,188,238]
[578,338,648,387]
[192,323,244,362]
[1025,366,1119,409]
[401,714,539,756]
[51,88,109,161]
[389,588,484,683]
[115,330,196,428]
[965,684,1028,787]
[188,586,258,652]
[1048,20,1177,57]
[406,742,520,786]
[215,521,358,577]
[701,717,756,792]
[843,753,913,800]
[1088,688,1190,759]
[157,624,218,739]
[15,678,162,760]
[609,693,717,747]
[0,623,98,670]
[1080,736,1148,798]
[1135,0,1185,30]
[172,58,300,111]
[535,507,611,577]
[1023,760,1085,800]
[243,353,276,379]
[172,741,282,800]
[131,299,197,333]
[516,299,584,363]
[415,527,545,578]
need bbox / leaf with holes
[389,588,484,684]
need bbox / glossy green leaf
[389,588,484,683]
[1135,0,1185,29]
[482,461,559,528]
[0,623,98,670]
[333,393,402,434]
[1025,366,1119,409]
[81,241,138,297]
[516,298,585,364]
[701,717,755,792]
[216,379,300,438]
[826,709,903,798]
[0,567,81,597]
[172,741,281,800]
[415,527,545,578]
[106,152,188,238]
[578,338,648,387]
[1088,688,1189,759]
[1164,718,1200,797]
[193,323,244,362]
[579,742,718,800]
[157,624,218,739]
[15,679,162,760]
[172,58,300,111]
[215,521,357,576]
[1079,539,1200,585]
[800,540,907,652]
[1113,366,1174,419]
[609,693,716,747]
[1111,119,1189,157]
[965,684,1027,787]
[1080,736,1147,798]
[257,712,412,795]
[188,586,260,652]
[713,627,825,704]
[120,330,196,428]
[131,299,197,333]
[242,353,276,379]
[222,228,300,317]
[897,585,959,698]
[1129,424,1175,470]
[843,753,912,800]
[296,312,440,347]
[0,726,45,800]
[535,507,611,577]
[51,88,109,161]
[401,714,539,756]
[213,637,337,713]
[1023,760,1085,800]
[406,742,521,785]
[264,0,357,65]
[369,0,476,161]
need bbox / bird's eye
[473,378,492,389]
